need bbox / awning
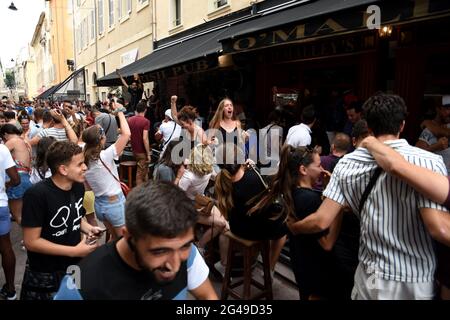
[37,68,86,101]
[96,28,231,87]
[36,85,58,100]
[96,0,379,86]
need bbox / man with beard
[54,181,218,300]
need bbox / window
[109,0,115,27]
[214,0,228,9]
[98,0,104,35]
[85,69,89,85]
[86,93,91,103]
[90,10,95,40]
[127,0,131,13]
[117,0,122,20]
[101,62,106,76]
[171,0,181,28]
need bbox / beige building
[28,12,54,98]
[155,0,253,40]
[47,0,75,85]
[74,0,153,103]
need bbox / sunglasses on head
[98,126,105,138]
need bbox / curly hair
[362,92,407,137]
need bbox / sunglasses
[98,126,105,139]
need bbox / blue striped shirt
[324,139,448,283]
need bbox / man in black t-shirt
[20,141,104,300]
[117,70,144,113]
[54,182,218,300]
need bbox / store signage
[141,58,218,81]
[222,0,450,53]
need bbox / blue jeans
[7,172,32,200]
[94,193,125,227]
[0,206,11,236]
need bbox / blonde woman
[208,98,248,146]
[176,144,229,252]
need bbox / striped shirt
[323,139,448,283]
[38,127,68,142]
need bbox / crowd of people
[0,83,449,301]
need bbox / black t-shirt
[21,178,85,272]
[78,241,188,300]
[128,87,144,112]
[289,187,334,297]
[229,169,287,240]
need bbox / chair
[119,161,137,188]
[221,231,273,300]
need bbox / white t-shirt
[285,123,312,147]
[0,145,16,207]
[159,120,181,153]
[29,168,52,184]
[85,144,122,197]
[178,170,211,200]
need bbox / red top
[127,115,150,154]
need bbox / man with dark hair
[127,101,151,185]
[343,101,363,137]
[351,119,369,148]
[55,181,218,300]
[117,70,144,113]
[285,105,316,148]
[20,141,103,300]
[29,109,78,146]
[289,92,449,300]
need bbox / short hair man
[343,101,362,137]
[285,105,316,148]
[127,101,151,185]
[21,141,102,300]
[55,181,218,300]
[289,92,450,300]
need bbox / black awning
[96,0,379,86]
[36,85,58,100]
[50,67,86,101]
[96,28,231,87]
[37,68,86,101]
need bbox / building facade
[74,0,153,104]
[47,0,75,85]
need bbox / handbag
[194,194,216,216]
[99,158,131,197]
[246,163,286,221]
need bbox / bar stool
[119,161,137,188]
[221,231,273,300]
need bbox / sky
[0,0,46,69]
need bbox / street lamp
[8,2,17,10]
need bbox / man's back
[128,115,150,154]
[95,113,118,147]
[324,139,448,283]
[286,123,311,147]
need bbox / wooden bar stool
[221,231,273,300]
[119,161,137,188]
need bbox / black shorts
[436,244,450,288]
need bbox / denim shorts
[94,192,125,227]
[0,206,11,236]
[7,172,33,200]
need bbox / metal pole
[94,0,99,101]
